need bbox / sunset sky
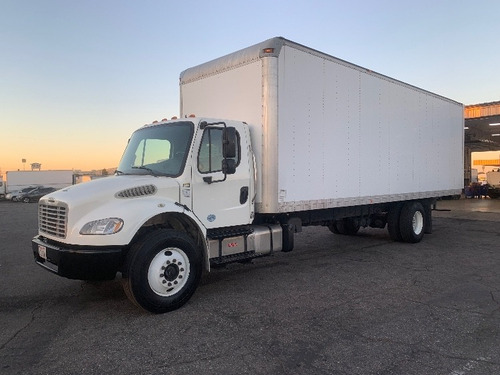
[1,0,500,174]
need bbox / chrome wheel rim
[147,247,190,297]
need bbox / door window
[198,128,240,173]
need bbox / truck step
[210,250,263,267]
[207,225,254,240]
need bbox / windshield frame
[117,121,195,177]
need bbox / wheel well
[130,212,207,270]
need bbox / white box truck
[0,178,5,199]
[32,37,464,313]
[487,169,500,198]
[5,170,74,198]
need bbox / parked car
[18,187,57,203]
[7,186,40,201]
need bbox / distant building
[31,163,42,171]
[464,101,500,185]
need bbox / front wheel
[122,229,202,313]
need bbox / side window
[198,128,240,173]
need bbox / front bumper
[32,235,124,280]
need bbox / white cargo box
[6,170,74,192]
[180,37,463,214]
[487,170,500,187]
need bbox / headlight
[80,218,124,235]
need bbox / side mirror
[223,127,237,158]
[222,159,236,175]
[203,125,237,184]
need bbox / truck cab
[32,117,279,313]
[116,118,256,228]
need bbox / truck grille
[39,203,68,238]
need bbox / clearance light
[171,116,178,120]
[161,118,168,122]
[489,123,500,126]
[464,127,469,130]
[263,48,274,54]
[152,120,158,124]
[188,114,196,118]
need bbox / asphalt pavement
[1,198,499,375]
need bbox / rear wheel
[399,201,425,243]
[342,218,360,235]
[488,188,500,199]
[328,218,360,235]
[122,229,202,313]
[328,220,341,234]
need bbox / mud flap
[424,200,433,234]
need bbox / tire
[387,203,403,241]
[328,219,359,235]
[488,188,500,199]
[122,229,202,313]
[328,220,341,234]
[342,218,360,235]
[399,201,425,243]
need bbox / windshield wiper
[131,166,159,176]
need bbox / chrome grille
[39,203,68,238]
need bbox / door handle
[240,186,249,204]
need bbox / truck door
[191,123,253,229]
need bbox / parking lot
[1,199,500,375]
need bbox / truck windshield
[117,121,194,177]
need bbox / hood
[41,175,180,209]
[38,175,186,246]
